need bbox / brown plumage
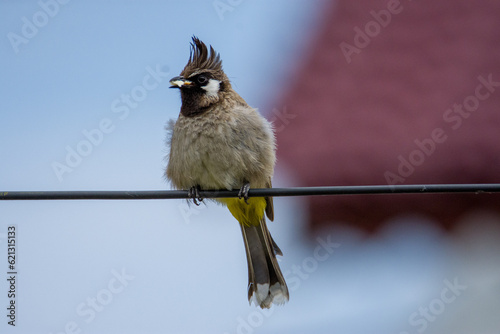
[166,36,289,308]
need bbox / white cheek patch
[201,79,221,97]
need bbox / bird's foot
[238,182,251,204]
[188,185,203,206]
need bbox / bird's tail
[240,218,289,308]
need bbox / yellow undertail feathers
[218,197,267,227]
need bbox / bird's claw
[188,185,203,206]
[238,183,251,204]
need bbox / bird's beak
[169,76,193,88]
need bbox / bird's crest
[181,36,223,77]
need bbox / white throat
[202,79,221,97]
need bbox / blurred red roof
[275,0,500,232]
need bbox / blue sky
[0,1,332,333]
[0,0,324,191]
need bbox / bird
[165,36,289,308]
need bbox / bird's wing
[265,178,274,221]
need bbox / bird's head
[170,37,231,117]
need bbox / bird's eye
[196,75,208,85]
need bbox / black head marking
[181,36,223,77]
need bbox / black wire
[1,184,500,200]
